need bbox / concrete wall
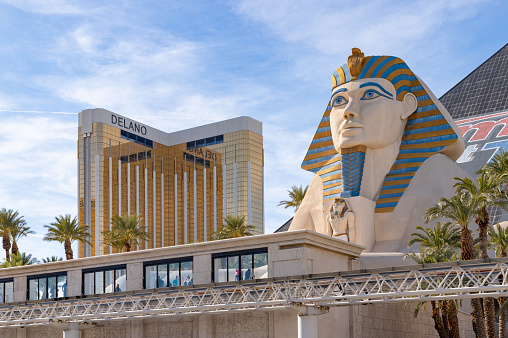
[0,305,477,338]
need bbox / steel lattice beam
[2,260,508,327]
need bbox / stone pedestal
[347,196,375,252]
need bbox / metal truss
[2,259,508,327]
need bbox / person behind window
[172,276,179,286]
[245,268,252,280]
[183,275,191,285]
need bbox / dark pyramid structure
[440,43,508,118]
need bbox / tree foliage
[103,214,149,252]
[0,209,26,261]
[1,252,38,268]
[277,185,308,211]
[43,215,90,260]
[213,215,254,240]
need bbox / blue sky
[0,0,506,260]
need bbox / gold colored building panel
[79,113,259,256]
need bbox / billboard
[455,111,508,224]
[456,111,508,177]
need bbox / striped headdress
[301,50,460,213]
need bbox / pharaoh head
[301,48,464,212]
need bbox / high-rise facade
[78,108,263,257]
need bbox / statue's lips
[340,123,362,133]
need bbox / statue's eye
[332,96,348,107]
[360,89,381,100]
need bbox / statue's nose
[342,99,359,119]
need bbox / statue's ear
[401,92,417,120]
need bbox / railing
[1,259,508,327]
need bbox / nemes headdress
[301,48,463,213]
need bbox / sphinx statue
[289,48,469,253]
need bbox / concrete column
[63,323,82,338]
[288,304,328,338]
[198,314,209,337]
[298,315,318,338]
[127,162,131,215]
[130,319,144,338]
[203,168,207,241]
[118,159,122,214]
[175,173,178,245]
[95,154,100,257]
[194,170,197,243]
[109,157,113,254]
[63,329,80,338]
[184,171,188,243]
[16,327,26,338]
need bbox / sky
[0,0,507,260]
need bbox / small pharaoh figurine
[327,198,356,242]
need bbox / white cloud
[0,0,85,14]
[0,114,77,242]
[235,0,486,54]
[233,0,490,93]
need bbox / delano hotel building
[78,109,263,257]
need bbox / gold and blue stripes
[303,54,459,213]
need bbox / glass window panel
[158,264,167,288]
[169,263,179,287]
[146,266,157,289]
[228,256,239,282]
[254,253,268,279]
[47,277,57,299]
[115,269,126,292]
[105,270,114,293]
[84,272,94,295]
[4,282,13,303]
[214,257,227,283]
[95,271,104,294]
[181,261,193,286]
[241,254,253,280]
[0,283,4,303]
[39,278,47,300]
[58,276,67,298]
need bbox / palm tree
[41,256,63,263]
[43,215,90,260]
[454,174,508,338]
[425,193,487,338]
[213,215,254,240]
[407,222,461,263]
[278,185,308,211]
[0,209,26,260]
[454,174,508,259]
[482,149,508,191]
[488,224,508,338]
[406,222,460,338]
[103,214,149,252]
[10,221,35,256]
[1,252,38,268]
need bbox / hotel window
[120,130,153,149]
[144,257,193,289]
[28,273,67,300]
[186,134,224,150]
[0,279,14,303]
[212,248,268,283]
[83,265,126,295]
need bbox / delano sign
[111,114,147,136]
